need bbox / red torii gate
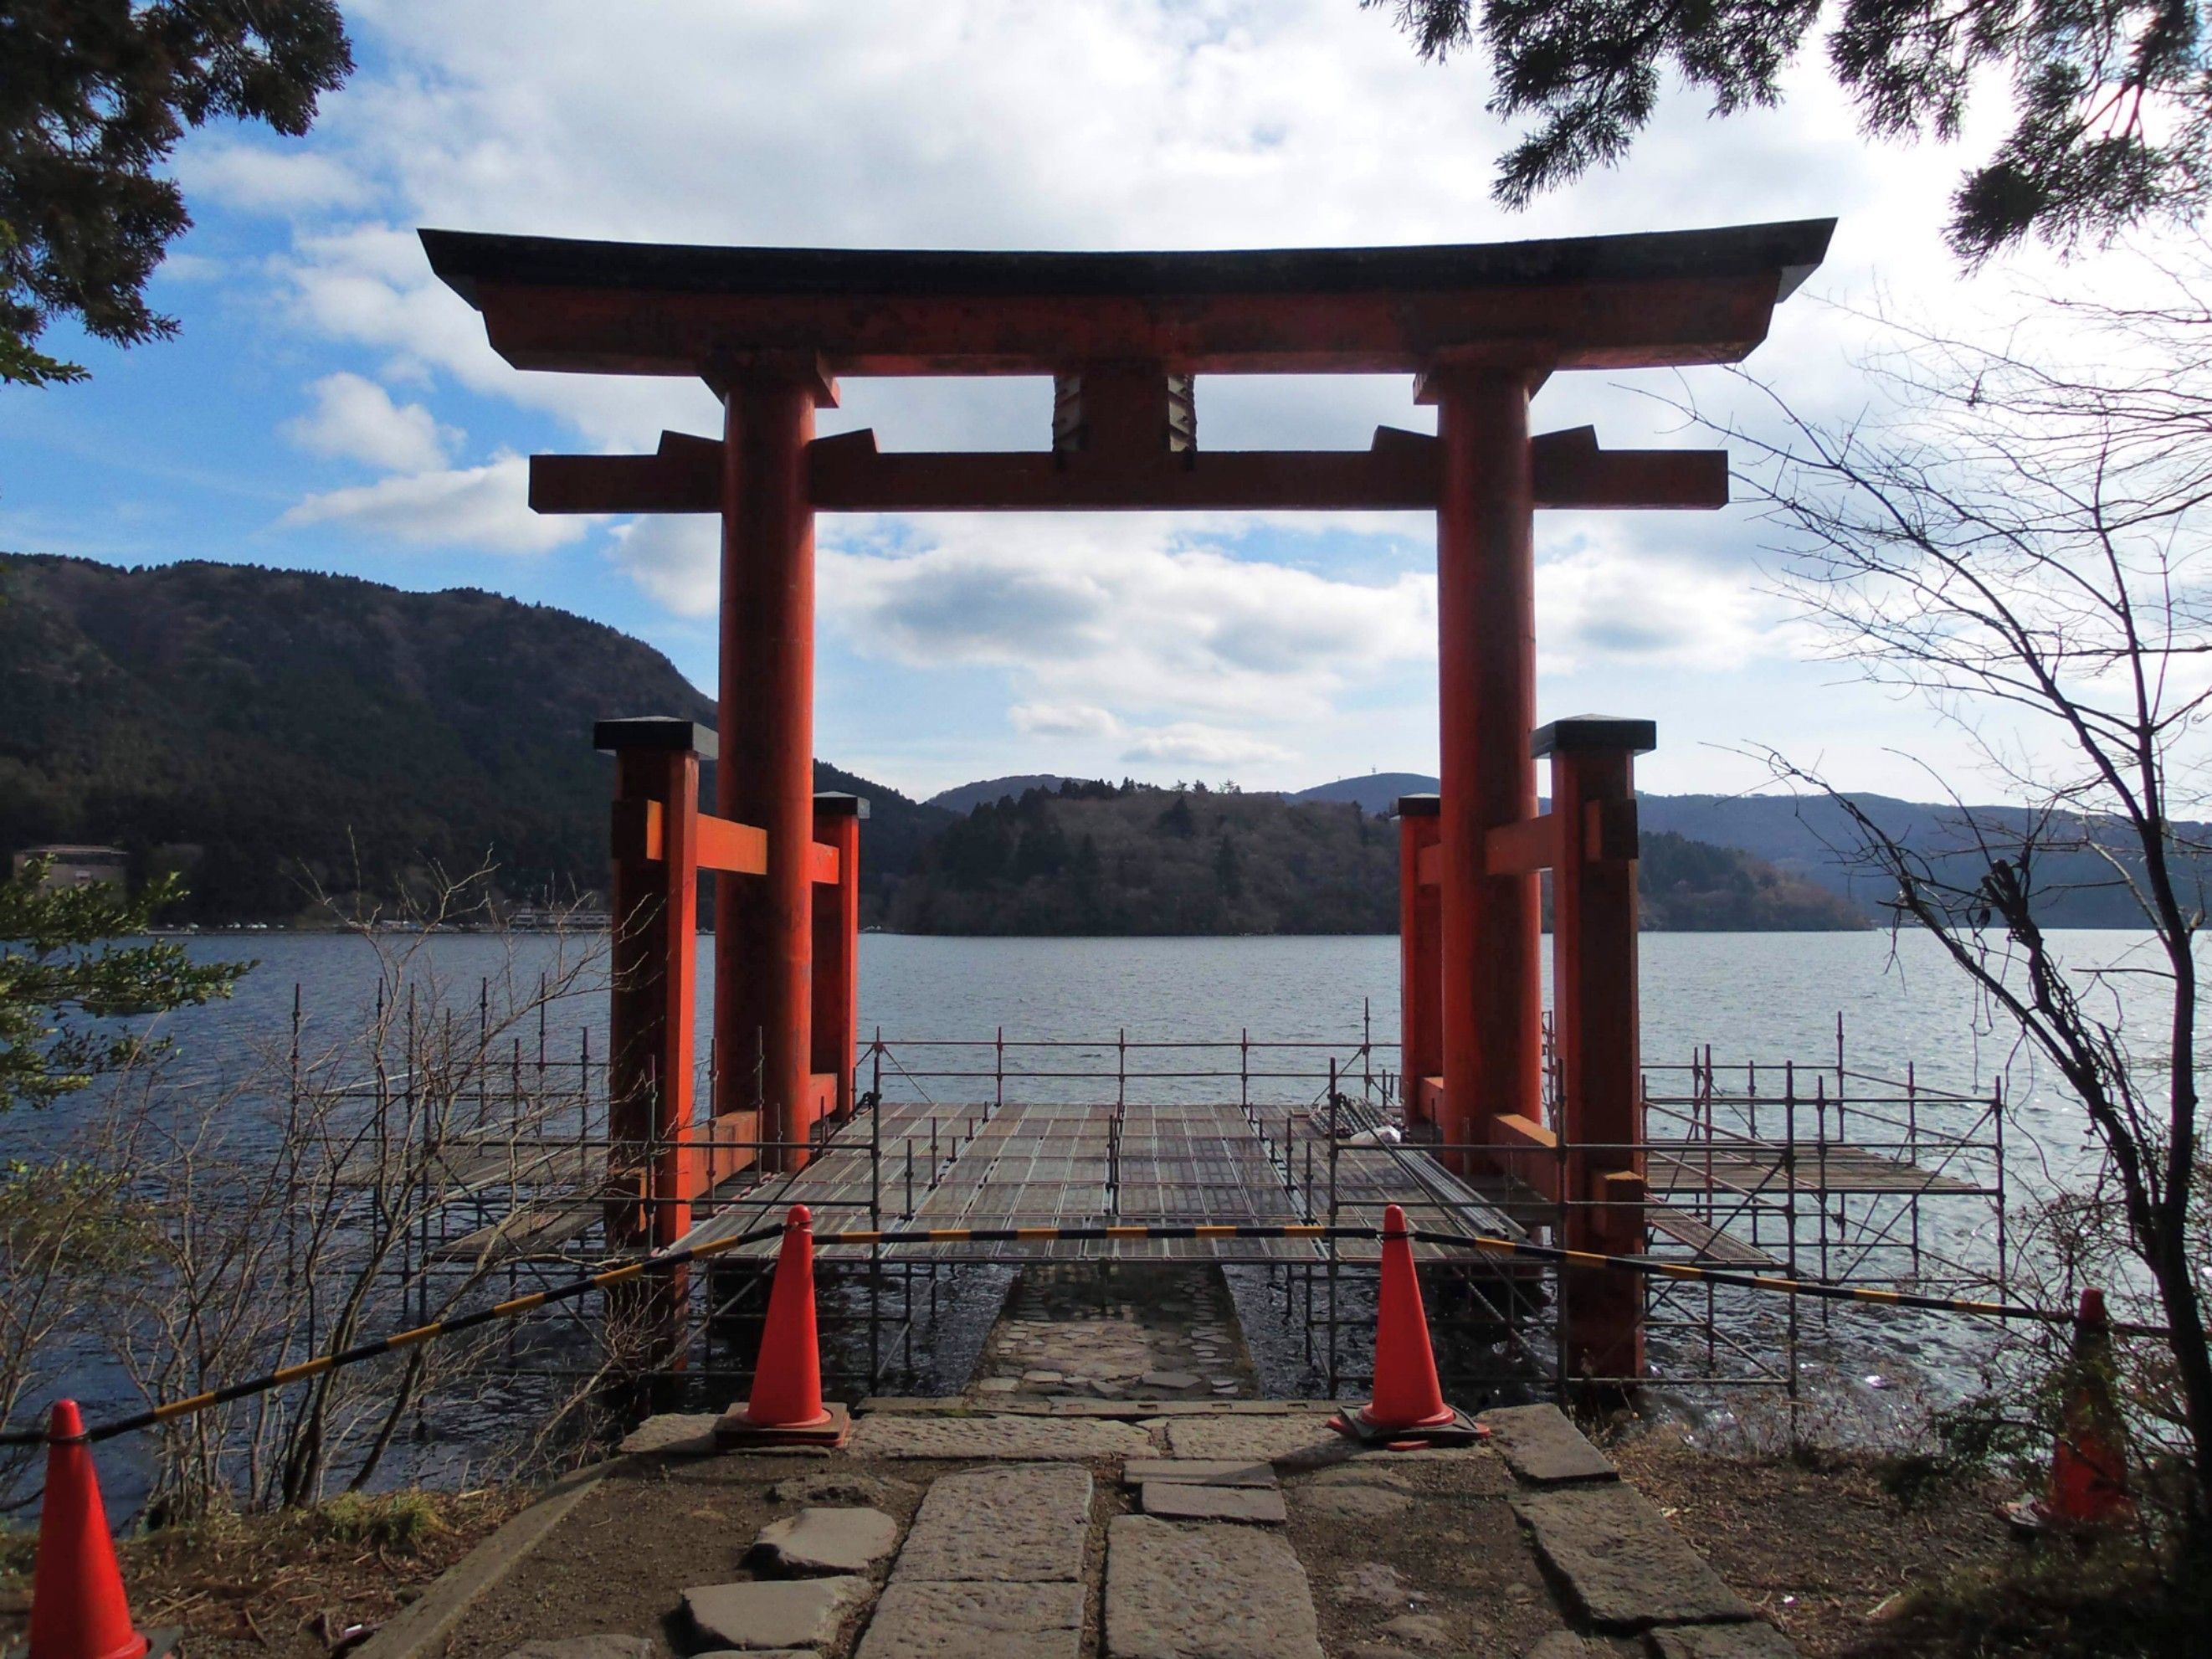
[427,218,1830,1374]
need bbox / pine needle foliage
[0,2,353,383]
[1368,0,2210,261]
[0,857,249,1114]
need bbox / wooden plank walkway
[674,1097,1523,1266]
[1642,1206,1782,1269]
[413,1111,1974,1276]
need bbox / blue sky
[0,0,2093,802]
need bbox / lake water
[157,925,2101,1097]
[15,927,2157,1507]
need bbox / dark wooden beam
[471,272,1791,379]
[531,429,719,515]
[426,219,1835,378]
[529,424,1727,515]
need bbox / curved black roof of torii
[421,218,1835,377]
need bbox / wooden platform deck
[675,1097,1526,1266]
[414,1107,1980,1276]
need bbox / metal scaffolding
[321,988,2007,1409]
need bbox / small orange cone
[2033,1287,2133,1528]
[716,1205,850,1446]
[28,1401,152,1659]
[1332,1205,1483,1446]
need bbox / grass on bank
[1863,1533,2208,1659]
[0,1487,521,1659]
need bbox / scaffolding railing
[303,988,2009,1408]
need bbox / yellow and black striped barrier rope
[0,1218,783,1449]
[1,1217,2164,1447]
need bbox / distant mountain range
[2,553,2152,930]
[1281,772,2177,927]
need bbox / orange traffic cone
[2030,1287,2134,1528]
[28,1401,161,1659]
[716,1205,850,1447]
[1331,1205,1483,1446]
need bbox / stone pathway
[441,1401,1801,1659]
[1106,1515,1323,1659]
[857,1465,1091,1659]
[1108,1450,1314,1656]
[969,1263,1256,1404]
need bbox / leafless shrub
[1689,243,2212,1548]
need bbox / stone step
[1104,1514,1325,1659]
[856,1581,1083,1659]
[751,1507,901,1576]
[855,1463,1095,1659]
[681,1578,871,1653]
[1511,1485,1756,1634]
[1479,1405,1619,1486]
[1138,1481,1287,1524]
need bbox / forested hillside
[0,554,947,921]
[888,782,1865,934]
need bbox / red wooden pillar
[1426,365,1544,1164]
[1541,715,1655,1384]
[713,356,835,1174]
[1394,794,1443,1129]
[811,793,866,1124]
[598,717,706,1251]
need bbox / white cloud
[609,516,719,614]
[174,144,375,212]
[284,372,458,472]
[1536,532,1795,674]
[819,515,1436,723]
[1012,702,1121,739]
[1120,722,1292,768]
[281,454,584,553]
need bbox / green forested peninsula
[887,783,1866,934]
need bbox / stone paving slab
[752,1507,901,1575]
[1481,1405,1619,1485]
[1511,1486,1755,1634]
[497,1638,656,1659]
[1647,1623,1800,1658]
[1123,1458,1276,1488]
[862,1397,1337,1417]
[1104,1515,1325,1659]
[615,1414,720,1456]
[891,1464,1093,1584]
[850,1413,1154,1461]
[855,1579,1083,1659]
[1139,1481,1286,1524]
[1162,1415,1348,1462]
[682,1577,871,1651]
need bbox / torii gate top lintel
[422,217,1833,379]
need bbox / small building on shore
[11,844,129,890]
